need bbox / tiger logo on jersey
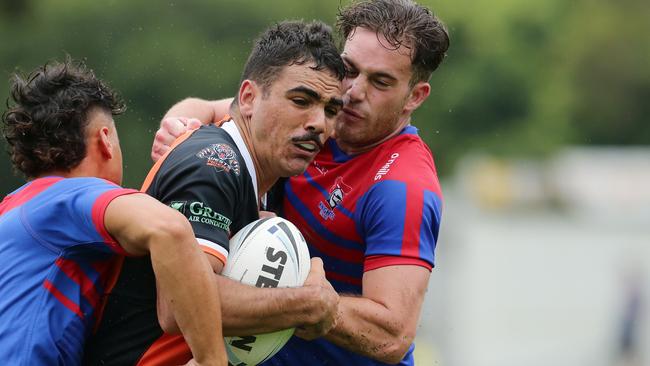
[319,177,351,220]
[196,143,241,175]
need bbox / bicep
[358,180,441,268]
[362,265,431,328]
[104,193,185,256]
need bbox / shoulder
[45,177,127,204]
[370,131,440,192]
[171,126,240,159]
[153,126,247,191]
[176,127,242,172]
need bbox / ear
[403,81,431,115]
[98,126,114,160]
[238,79,259,119]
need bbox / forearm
[323,265,430,364]
[163,97,233,124]
[163,97,217,123]
[150,228,226,364]
[324,295,415,364]
[217,275,323,336]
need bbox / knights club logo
[319,177,352,220]
[196,143,241,175]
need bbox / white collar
[221,120,266,208]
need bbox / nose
[304,107,327,135]
[344,75,366,104]
[304,107,335,141]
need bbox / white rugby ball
[222,217,311,366]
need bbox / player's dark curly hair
[239,20,346,95]
[337,0,450,85]
[2,58,125,178]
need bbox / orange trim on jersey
[136,333,191,366]
[199,245,227,267]
[213,114,230,127]
[141,130,197,192]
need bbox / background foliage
[1,0,648,192]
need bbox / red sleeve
[364,255,433,272]
[91,188,140,255]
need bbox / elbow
[148,210,194,250]
[157,310,181,334]
[377,333,414,365]
[156,278,182,334]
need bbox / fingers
[310,257,324,273]
[303,257,325,286]
[293,292,339,340]
[299,257,339,339]
[151,128,174,162]
[186,118,203,130]
[151,117,193,162]
[163,117,192,137]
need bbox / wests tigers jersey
[84,121,260,366]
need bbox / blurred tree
[1,0,648,194]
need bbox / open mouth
[294,142,318,153]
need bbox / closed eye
[373,78,391,88]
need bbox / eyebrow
[288,86,343,108]
[342,55,398,82]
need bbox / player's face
[250,63,343,177]
[336,27,428,153]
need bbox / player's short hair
[2,58,125,178]
[239,20,346,95]
[337,0,450,85]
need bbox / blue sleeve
[356,179,442,270]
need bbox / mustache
[291,131,324,150]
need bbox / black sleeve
[149,139,246,253]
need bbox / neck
[34,170,71,180]
[35,162,105,182]
[230,108,278,200]
[338,116,411,155]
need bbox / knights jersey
[0,177,137,365]
[264,125,443,366]
[84,122,260,365]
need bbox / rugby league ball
[222,217,311,365]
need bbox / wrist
[294,285,325,325]
[193,348,227,365]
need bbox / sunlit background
[1,1,649,365]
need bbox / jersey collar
[221,120,265,208]
[329,125,419,162]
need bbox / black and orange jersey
[84,122,260,365]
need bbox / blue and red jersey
[265,125,443,366]
[0,177,137,365]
